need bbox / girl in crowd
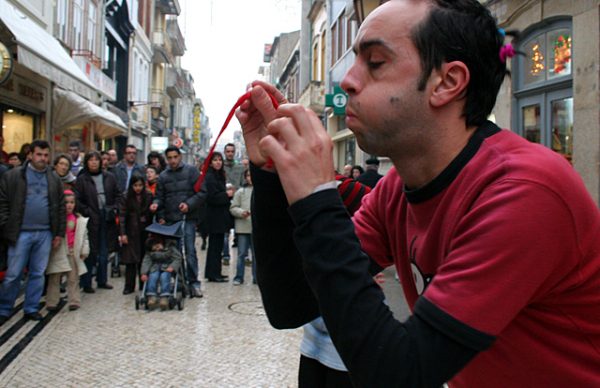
[145,165,159,198]
[230,169,255,285]
[75,151,121,293]
[119,175,153,294]
[204,152,232,282]
[46,190,89,311]
[53,154,77,190]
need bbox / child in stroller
[140,236,182,310]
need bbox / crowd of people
[0,139,262,322]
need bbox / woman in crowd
[7,152,21,168]
[351,165,364,180]
[229,169,255,285]
[53,154,77,190]
[75,151,121,293]
[119,174,152,295]
[146,151,166,173]
[204,152,232,282]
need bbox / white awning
[53,88,127,139]
[0,0,99,102]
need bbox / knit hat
[335,174,371,216]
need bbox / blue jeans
[146,270,172,296]
[0,230,52,316]
[234,234,255,283]
[80,214,109,288]
[222,232,230,260]
[178,219,200,287]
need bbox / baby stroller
[135,219,188,311]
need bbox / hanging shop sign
[0,42,14,86]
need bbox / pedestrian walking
[75,151,121,293]
[150,146,204,297]
[119,175,153,295]
[204,152,232,282]
[0,140,65,324]
[45,190,89,311]
[229,169,255,285]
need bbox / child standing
[229,169,255,285]
[46,190,89,311]
[119,175,153,295]
[140,236,182,310]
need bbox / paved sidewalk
[0,237,409,387]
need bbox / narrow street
[0,239,409,387]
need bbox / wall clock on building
[0,42,14,86]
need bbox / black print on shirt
[409,236,433,295]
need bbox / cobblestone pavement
[0,237,408,387]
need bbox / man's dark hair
[30,139,50,151]
[411,0,506,127]
[164,146,181,155]
[7,152,19,160]
[224,143,235,150]
[53,153,73,169]
[125,144,137,151]
[68,140,81,149]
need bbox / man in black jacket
[113,144,145,193]
[356,157,383,188]
[150,146,204,297]
[0,140,65,324]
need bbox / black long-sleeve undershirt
[250,165,494,387]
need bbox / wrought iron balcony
[166,19,185,56]
[166,67,185,99]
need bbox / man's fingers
[251,86,278,124]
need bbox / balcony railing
[299,81,325,114]
[151,88,170,117]
[166,67,185,99]
[156,0,180,15]
[166,19,185,57]
[152,30,173,64]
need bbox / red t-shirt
[354,129,600,386]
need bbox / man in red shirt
[237,0,600,386]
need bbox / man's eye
[368,61,384,70]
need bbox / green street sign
[325,86,348,116]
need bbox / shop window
[1,106,34,153]
[514,19,573,162]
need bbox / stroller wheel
[177,297,184,310]
[135,296,140,310]
[168,296,175,309]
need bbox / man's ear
[429,61,470,108]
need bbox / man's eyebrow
[352,38,393,54]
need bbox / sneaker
[191,286,203,298]
[233,279,242,286]
[222,257,230,266]
[159,297,169,311]
[147,296,158,310]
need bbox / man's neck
[28,163,47,173]
[392,122,477,190]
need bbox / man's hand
[158,218,166,225]
[120,235,129,245]
[149,203,158,212]
[242,210,250,219]
[178,202,189,213]
[141,274,148,282]
[52,236,62,249]
[235,81,287,168]
[260,104,335,204]
[165,267,174,273]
